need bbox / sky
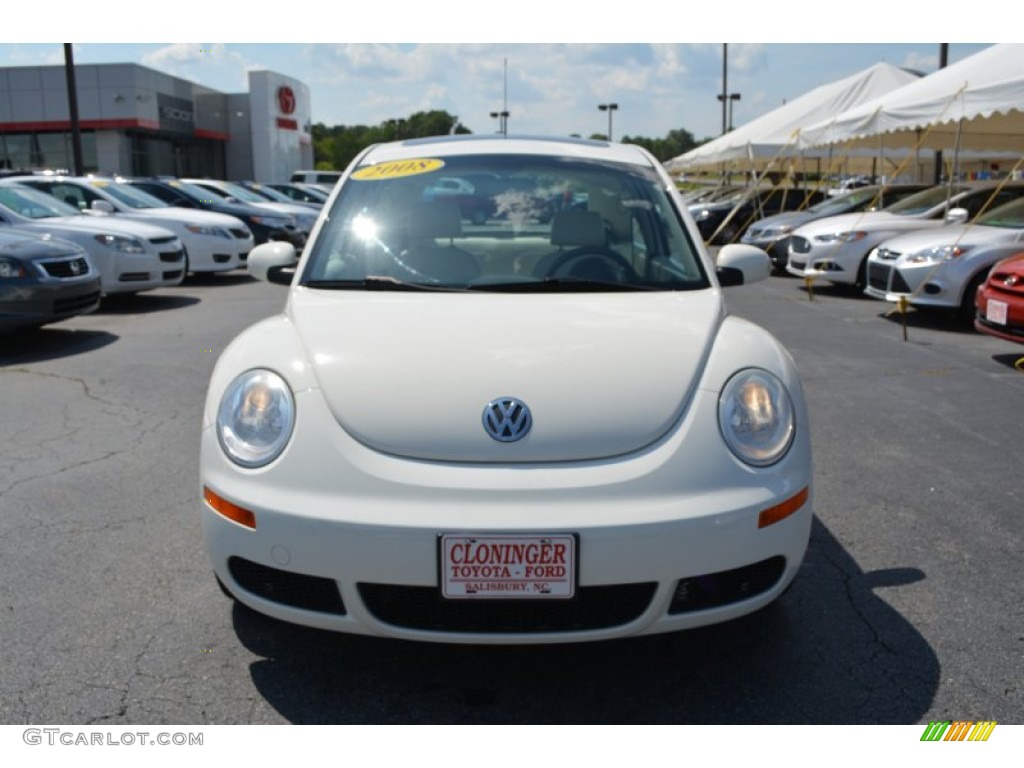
[1,4,995,143]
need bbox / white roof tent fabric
[798,44,1024,152]
[667,62,920,171]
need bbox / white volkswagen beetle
[200,136,813,644]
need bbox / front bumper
[200,386,813,644]
[786,235,867,284]
[0,275,101,331]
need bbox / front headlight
[0,257,28,278]
[815,231,866,243]
[697,209,711,220]
[249,214,293,229]
[718,369,795,467]
[93,233,146,253]
[186,224,231,239]
[906,244,974,264]
[216,369,295,468]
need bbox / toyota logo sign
[277,86,296,115]
[482,398,532,442]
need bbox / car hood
[0,228,82,258]
[747,211,815,232]
[875,224,1023,254]
[795,211,934,237]
[136,207,246,229]
[289,288,723,463]
[9,216,177,240]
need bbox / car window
[885,185,969,216]
[301,153,707,292]
[975,197,1024,228]
[0,185,82,218]
[93,181,169,209]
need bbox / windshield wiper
[304,276,468,292]
[469,277,662,292]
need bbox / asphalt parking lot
[1,270,1022,725]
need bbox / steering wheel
[542,247,638,281]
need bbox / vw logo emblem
[482,397,532,442]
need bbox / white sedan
[0,183,184,295]
[864,196,1024,318]
[786,183,1024,287]
[200,136,813,644]
[14,176,254,273]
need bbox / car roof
[359,135,656,167]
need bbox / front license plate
[440,534,576,599]
[987,299,1008,326]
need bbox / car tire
[959,272,986,326]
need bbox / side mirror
[945,207,969,225]
[248,241,297,285]
[716,244,771,286]
[90,200,115,214]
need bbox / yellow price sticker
[351,158,445,181]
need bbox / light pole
[716,93,740,131]
[598,103,618,141]
[490,110,509,135]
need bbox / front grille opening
[159,250,184,263]
[230,228,250,239]
[118,272,151,282]
[668,556,785,614]
[163,270,183,281]
[54,291,100,313]
[149,236,177,245]
[359,582,656,633]
[41,257,90,278]
[227,557,346,615]
[213,253,232,263]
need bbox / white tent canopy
[667,62,920,171]
[797,44,1024,152]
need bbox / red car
[975,252,1024,344]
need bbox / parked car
[235,181,321,210]
[0,228,100,333]
[200,134,813,644]
[181,179,319,241]
[864,196,1024,319]
[12,176,254,274]
[786,183,1024,288]
[975,252,1024,344]
[266,183,331,206]
[122,178,306,252]
[692,187,827,245]
[742,184,931,271]
[0,182,184,295]
[289,169,342,190]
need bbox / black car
[0,228,100,333]
[237,181,321,210]
[122,178,306,251]
[266,183,331,206]
[693,187,828,245]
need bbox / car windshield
[244,183,294,203]
[165,180,223,201]
[885,185,969,216]
[301,153,707,292]
[0,185,82,218]
[975,197,1024,228]
[207,182,269,204]
[808,188,880,215]
[91,180,169,209]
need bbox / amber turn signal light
[758,486,809,529]
[204,486,256,529]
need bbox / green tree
[312,111,470,171]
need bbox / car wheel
[854,257,868,291]
[959,272,986,325]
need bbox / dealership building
[0,63,313,182]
